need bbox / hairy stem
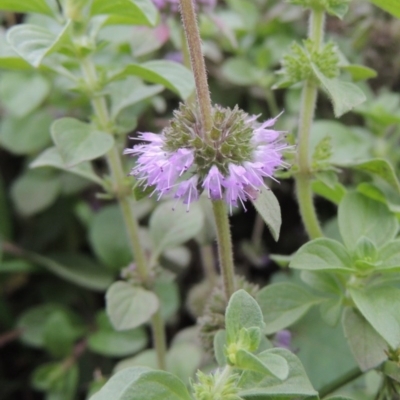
[150,311,167,370]
[80,56,167,370]
[179,0,213,134]
[212,200,235,300]
[319,367,362,398]
[294,9,325,239]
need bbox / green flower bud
[281,39,340,85]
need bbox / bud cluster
[281,40,340,85]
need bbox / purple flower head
[125,104,289,212]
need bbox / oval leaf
[251,189,281,241]
[149,201,204,255]
[51,118,114,167]
[106,281,159,330]
[90,367,192,400]
[110,60,195,100]
[7,22,71,68]
[290,238,354,272]
[256,283,324,334]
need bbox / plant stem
[212,200,235,300]
[179,0,213,134]
[80,56,167,370]
[150,311,167,370]
[294,9,325,240]
[319,367,362,398]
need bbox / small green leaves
[342,307,388,371]
[110,61,195,100]
[0,72,50,117]
[149,201,204,257]
[366,0,400,18]
[51,118,114,167]
[106,281,159,330]
[238,348,317,399]
[350,158,400,194]
[88,312,147,357]
[90,0,159,27]
[30,147,103,185]
[256,283,324,334]
[0,0,55,16]
[288,0,350,19]
[349,286,400,349]
[0,111,52,155]
[225,290,264,345]
[251,189,281,241]
[342,65,377,82]
[290,238,354,272]
[312,65,366,117]
[338,192,398,251]
[7,22,72,68]
[90,367,192,400]
[11,169,60,216]
[89,205,132,270]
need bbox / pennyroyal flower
[124,104,289,212]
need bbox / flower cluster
[124,104,288,212]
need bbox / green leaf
[383,360,400,383]
[110,60,195,100]
[106,281,159,330]
[51,118,114,167]
[338,192,398,251]
[214,330,228,366]
[256,282,323,334]
[149,201,204,256]
[165,343,203,385]
[32,363,78,399]
[251,189,281,241]
[108,77,163,119]
[350,158,400,194]
[301,271,343,295]
[226,289,264,344]
[236,349,289,380]
[366,0,400,18]
[17,304,82,348]
[290,238,354,272]
[43,311,85,358]
[11,169,61,216]
[0,72,50,117]
[221,57,260,86]
[291,307,358,390]
[91,0,158,26]
[357,182,400,216]
[310,121,373,167]
[32,252,114,291]
[90,367,192,400]
[326,2,349,18]
[378,240,400,273]
[89,205,132,269]
[350,286,400,349]
[7,22,72,68]
[153,278,180,321]
[312,65,366,117]
[88,312,147,357]
[0,111,52,155]
[312,180,346,205]
[30,147,103,185]
[0,30,32,70]
[0,260,36,273]
[342,307,388,371]
[0,0,54,16]
[319,298,343,326]
[238,348,317,399]
[342,65,377,81]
